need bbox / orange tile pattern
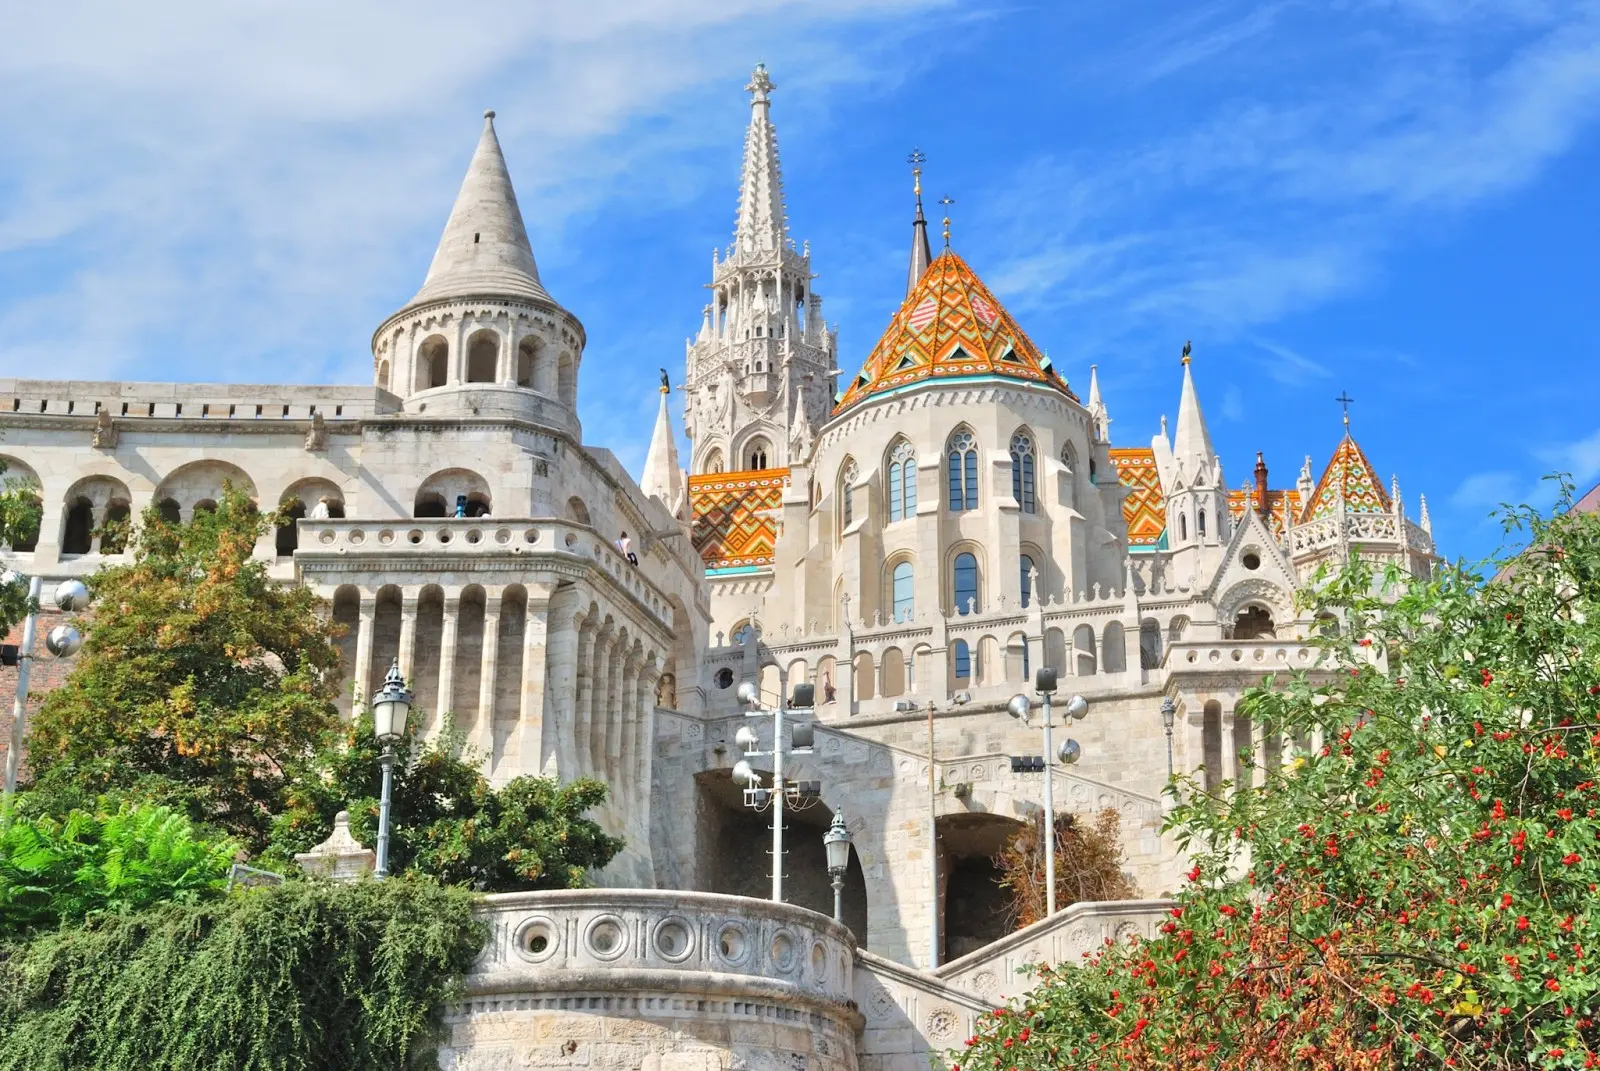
[834,249,1077,413]
[1305,434,1390,522]
[1111,447,1166,548]
[1228,488,1306,539]
[689,468,789,570]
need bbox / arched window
[1060,441,1077,472]
[1009,432,1036,513]
[1020,554,1035,608]
[417,335,449,391]
[703,448,725,475]
[953,551,979,615]
[952,639,972,682]
[946,430,978,511]
[747,438,771,471]
[840,459,859,530]
[891,561,914,622]
[466,331,499,383]
[887,440,917,522]
[1088,456,1098,484]
[732,621,762,646]
[1179,513,1188,541]
[1198,508,1207,538]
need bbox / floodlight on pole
[4,574,96,824]
[823,810,852,923]
[369,659,413,879]
[1160,697,1177,778]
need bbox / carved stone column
[397,590,420,683]
[476,595,503,761]
[352,594,377,709]
[518,590,553,779]
[570,614,596,777]
[436,590,461,730]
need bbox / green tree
[0,460,44,632]
[23,488,343,850]
[0,877,485,1071]
[269,716,624,890]
[958,489,1600,1071]
[0,800,238,935]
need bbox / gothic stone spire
[734,64,788,255]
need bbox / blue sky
[1,1,1597,565]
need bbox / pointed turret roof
[642,384,686,517]
[408,110,553,309]
[1171,348,1217,483]
[1304,431,1391,522]
[733,65,788,255]
[907,155,933,297]
[833,249,1074,414]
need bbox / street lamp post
[370,659,413,879]
[823,810,852,923]
[1161,697,1177,779]
[733,680,816,903]
[3,577,90,824]
[1009,669,1087,919]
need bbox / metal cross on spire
[937,195,954,247]
[1335,390,1355,428]
[907,148,926,202]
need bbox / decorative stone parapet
[442,889,862,1070]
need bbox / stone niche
[440,889,863,1071]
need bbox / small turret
[1087,364,1110,444]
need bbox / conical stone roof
[407,111,554,309]
[833,249,1074,415]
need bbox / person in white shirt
[308,496,332,520]
[617,531,637,566]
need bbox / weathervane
[1335,390,1355,428]
[938,195,955,247]
[1181,340,1192,366]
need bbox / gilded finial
[937,194,954,248]
[1181,339,1192,366]
[907,148,925,204]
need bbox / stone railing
[937,897,1175,999]
[1166,639,1332,673]
[294,516,674,627]
[443,889,861,1071]
[0,378,379,421]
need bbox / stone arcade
[0,67,1437,1070]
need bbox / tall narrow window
[1180,513,1188,541]
[953,551,979,615]
[946,430,978,511]
[888,440,917,522]
[840,459,859,531]
[1198,508,1207,537]
[1020,554,1035,608]
[1009,433,1036,513]
[953,639,972,681]
[891,561,915,623]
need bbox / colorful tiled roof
[1228,488,1305,540]
[689,468,788,571]
[1304,434,1390,522]
[833,249,1076,414]
[1111,448,1166,549]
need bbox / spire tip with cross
[1335,390,1355,430]
[937,194,954,248]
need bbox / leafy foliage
[995,808,1135,930]
[0,460,43,633]
[0,877,486,1071]
[23,488,343,850]
[0,801,238,936]
[958,491,1600,1071]
[268,716,624,891]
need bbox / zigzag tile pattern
[1111,447,1166,547]
[1305,434,1390,522]
[689,468,789,569]
[834,249,1077,414]
[1228,488,1306,540]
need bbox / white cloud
[1451,470,1523,510]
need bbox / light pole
[1008,669,1086,919]
[1161,697,1177,779]
[824,809,852,923]
[3,577,90,824]
[370,658,413,879]
[732,680,817,902]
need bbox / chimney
[1253,451,1270,518]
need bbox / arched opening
[838,458,858,535]
[946,428,978,512]
[1198,508,1207,538]
[1139,619,1162,669]
[1102,621,1126,673]
[516,337,537,388]
[414,469,491,520]
[377,359,390,392]
[1202,700,1223,794]
[655,673,677,709]
[417,335,448,391]
[951,639,972,685]
[1233,605,1276,640]
[413,493,447,519]
[694,772,869,944]
[275,500,307,556]
[0,457,42,552]
[702,448,725,475]
[1073,624,1097,676]
[1179,512,1188,541]
[890,560,914,623]
[977,636,1001,686]
[1168,615,1190,645]
[1044,628,1067,679]
[557,352,576,405]
[1019,554,1035,608]
[566,497,591,526]
[101,502,131,554]
[1005,631,1030,683]
[886,439,917,522]
[331,586,362,720]
[1009,431,1036,514]
[60,497,94,555]
[940,812,1025,961]
[157,498,181,525]
[466,331,500,383]
[746,438,771,471]
[880,647,906,698]
[853,651,875,702]
[952,551,979,615]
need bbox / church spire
[642,374,686,519]
[906,149,932,297]
[408,110,552,308]
[1086,364,1110,443]
[734,64,788,254]
[1172,341,1217,483]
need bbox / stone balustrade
[295,516,674,628]
[443,889,861,1071]
[1166,638,1332,673]
[0,378,381,421]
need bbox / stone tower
[684,64,836,476]
[1153,347,1230,579]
